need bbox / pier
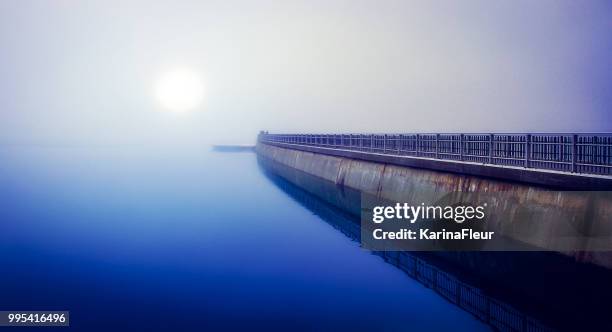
[259,132,612,189]
[256,136,612,267]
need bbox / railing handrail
[258,132,612,177]
[264,132,612,135]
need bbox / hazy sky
[1,0,611,145]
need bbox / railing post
[359,134,363,151]
[572,134,578,173]
[397,135,401,154]
[416,134,420,156]
[435,134,440,159]
[383,134,387,153]
[593,135,599,167]
[488,134,493,164]
[459,134,464,161]
[370,134,374,152]
[525,134,531,168]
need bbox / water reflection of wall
[258,154,612,331]
[257,143,612,266]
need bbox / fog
[1,0,610,146]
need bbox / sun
[155,68,205,112]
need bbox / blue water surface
[0,146,487,331]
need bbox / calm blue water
[0,146,487,331]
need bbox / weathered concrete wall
[257,142,612,269]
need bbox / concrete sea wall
[256,142,612,269]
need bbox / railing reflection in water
[384,252,551,332]
[258,156,554,332]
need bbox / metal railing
[259,132,612,176]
